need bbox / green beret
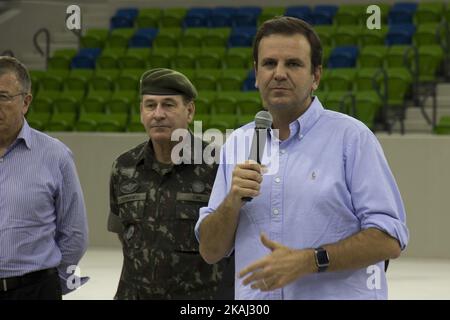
[139,68,197,99]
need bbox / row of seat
[110,3,450,29]
[79,21,447,51]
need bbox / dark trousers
[0,269,62,300]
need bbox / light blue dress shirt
[195,97,409,300]
[0,120,88,294]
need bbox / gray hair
[0,56,32,93]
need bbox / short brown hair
[253,16,323,74]
[0,56,32,93]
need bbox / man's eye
[263,61,276,66]
[288,62,300,67]
[0,94,8,101]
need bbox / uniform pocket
[117,193,146,222]
[173,192,209,252]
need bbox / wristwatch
[314,247,330,273]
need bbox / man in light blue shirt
[0,56,88,299]
[195,17,409,300]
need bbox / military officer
[108,68,233,299]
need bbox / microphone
[242,110,273,202]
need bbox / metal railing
[33,28,50,69]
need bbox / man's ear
[254,61,258,88]
[22,94,32,115]
[187,101,195,124]
[311,65,322,91]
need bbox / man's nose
[274,64,287,81]
[153,104,166,119]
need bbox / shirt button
[280,149,286,154]
[273,209,279,215]
[275,177,281,183]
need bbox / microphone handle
[242,128,262,202]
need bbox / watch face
[316,249,329,267]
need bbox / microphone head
[254,110,272,129]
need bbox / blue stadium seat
[242,69,257,91]
[386,24,416,45]
[129,28,158,47]
[388,2,418,25]
[228,27,257,47]
[328,46,359,68]
[210,7,237,27]
[71,48,101,69]
[110,8,138,29]
[312,5,338,25]
[231,7,262,27]
[183,8,211,27]
[285,6,313,25]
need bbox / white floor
[64,248,450,300]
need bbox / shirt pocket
[173,192,210,253]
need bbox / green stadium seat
[434,116,450,134]
[327,68,356,92]
[319,69,331,91]
[213,93,237,114]
[149,47,177,68]
[48,49,78,70]
[32,90,60,113]
[191,114,210,132]
[234,91,262,115]
[202,28,231,47]
[258,7,285,25]
[127,113,145,132]
[116,69,141,91]
[29,70,46,95]
[322,46,332,66]
[354,68,385,92]
[315,25,336,47]
[81,29,109,48]
[65,69,93,92]
[47,112,77,131]
[415,2,445,24]
[359,28,387,46]
[354,91,382,130]
[108,90,137,114]
[160,8,187,28]
[96,48,126,69]
[152,28,182,47]
[217,69,248,91]
[119,48,151,69]
[386,45,416,69]
[106,28,135,48]
[172,52,196,69]
[385,68,413,106]
[333,26,361,46]
[97,113,128,132]
[196,50,225,69]
[334,4,366,26]
[236,114,255,128]
[418,45,444,82]
[195,91,216,115]
[224,47,253,69]
[136,8,162,28]
[90,69,120,91]
[325,91,355,115]
[414,24,442,46]
[358,46,388,68]
[26,111,51,131]
[39,70,69,91]
[82,90,111,113]
[314,90,328,103]
[53,96,80,114]
[192,69,221,91]
[209,114,237,132]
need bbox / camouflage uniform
[108,135,229,299]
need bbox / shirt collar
[295,96,325,140]
[14,119,32,150]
